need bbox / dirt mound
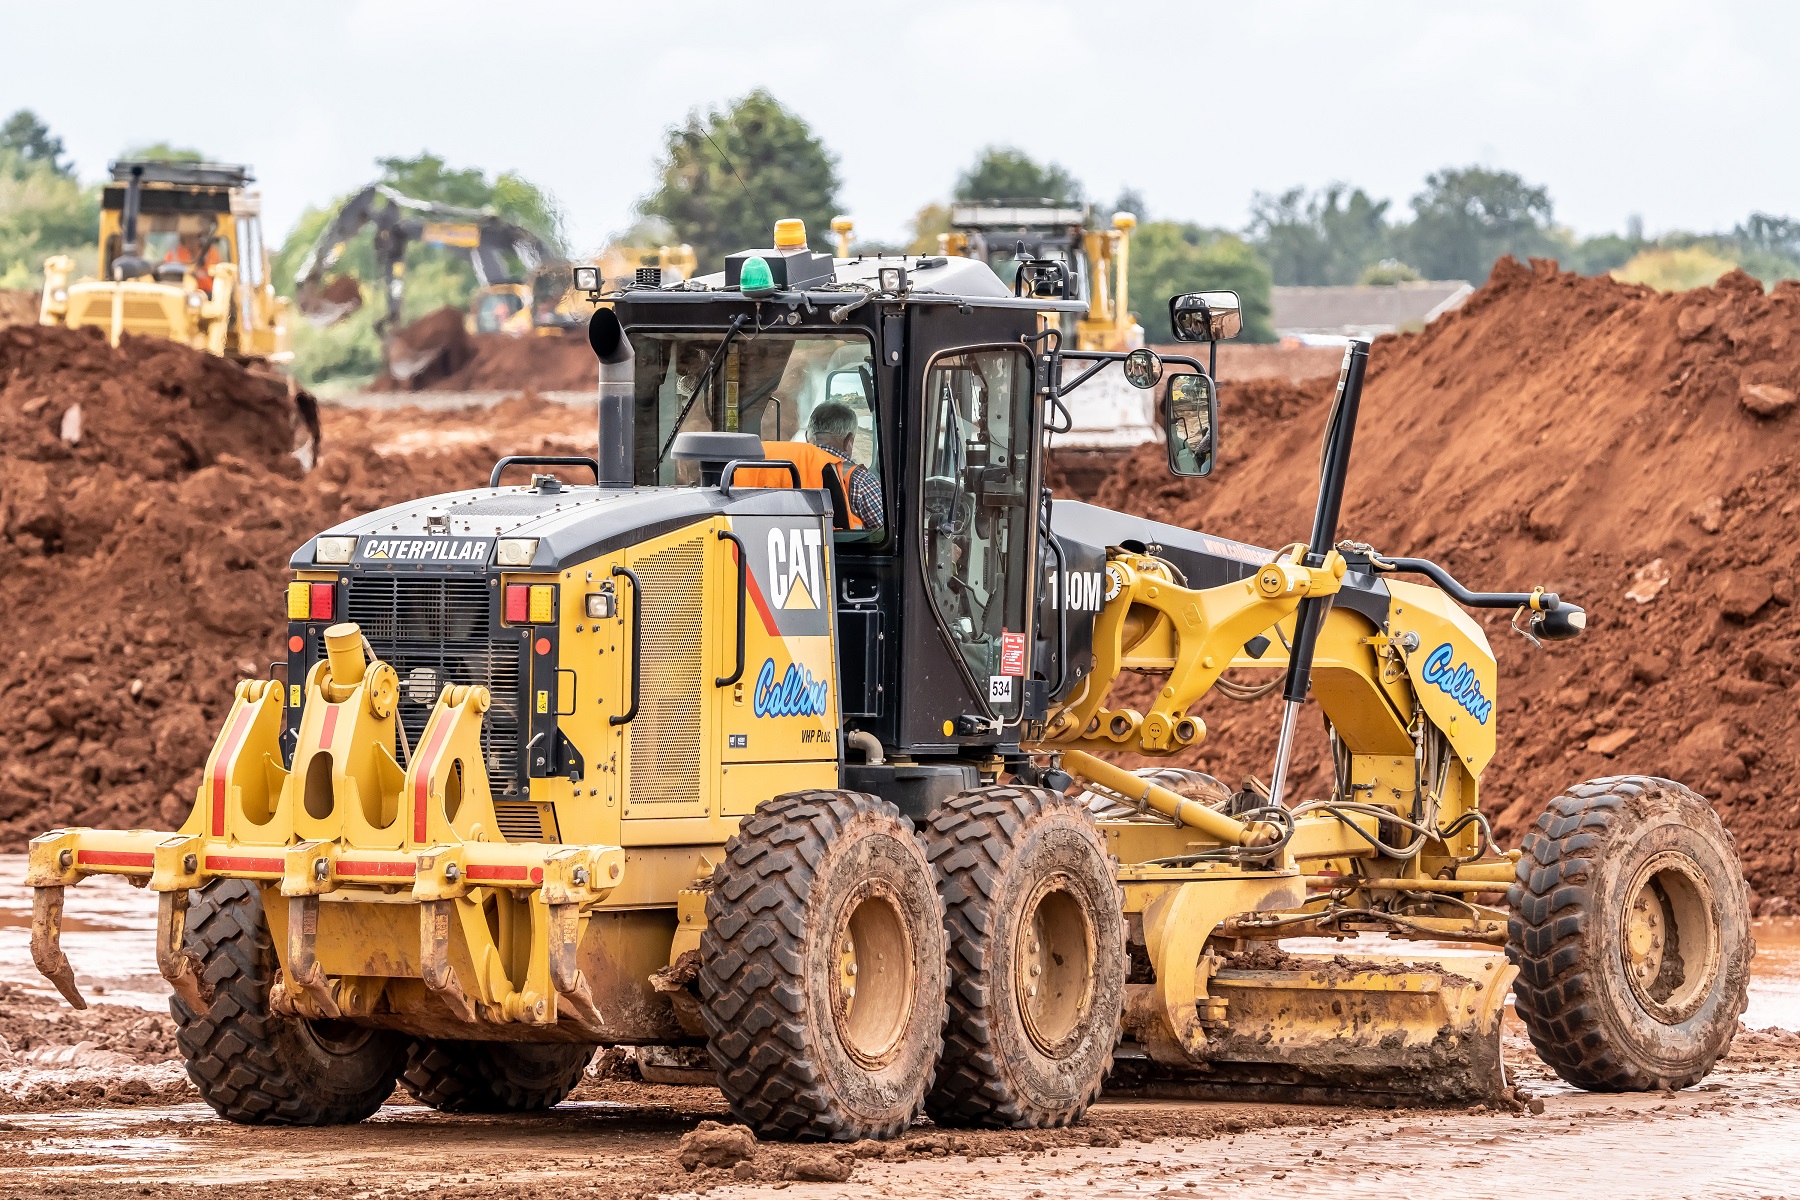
[0,327,587,847]
[374,307,593,394]
[430,330,596,393]
[1083,257,1800,910]
[378,305,475,390]
[0,289,38,329]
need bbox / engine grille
[628,535,706,808]
[344,577,524,792]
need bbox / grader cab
[30,220,1751,1137]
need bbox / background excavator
[292,184,577,383]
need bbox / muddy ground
[4,858,1799,1198]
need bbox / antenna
[702,126,754,211]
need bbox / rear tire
[400,1040,595,1112]
[698,789,945,1141]
[1507,775,1751,1092]
[925,785,1125,1128]
[170,879,406,1125]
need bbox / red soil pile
[378,305,475,389]
[0,289,40,329]
[1086,257,1800,910]
[0,325,588,847]
[375,307,593,393]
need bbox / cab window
[633,331,884,541]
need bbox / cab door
[917,345,1039,724]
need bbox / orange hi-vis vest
[736,440,864,529]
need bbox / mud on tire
[1507,775,1752,1092]
[697,789,946,1141]
[170,879,407,1125]
[400,1040,595,1112]
[925,785,1125,1128]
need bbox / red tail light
[504,583,530,624]
[309,582,334,620]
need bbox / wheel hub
[1620,851,1720,1025]
[829,880,915,1070]
[1014,873,1096,1058]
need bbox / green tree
[121,141,204,162]
[954,146,1082,205]
[1130,222,1274,343]
[0,112,97,286]
[1396,166,1557,282]
[2,110,71,177]
[640,89,841,269]
[1248,184,1391,285]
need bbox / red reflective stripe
[744,567,778,636]
[203,854,283,874]
[464,863,531,882]
[336,859,417,878]
[209,705,258,838]
[412,719,454,843]
[77,850,154,869]
[319,703,340,748]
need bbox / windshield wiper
[658,313,750,464]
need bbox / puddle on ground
[6,853,1799,1029]
[0,853,164,1009]
[1747,918,1800,1030]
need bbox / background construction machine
[293,184,577,382]
[38,160,291,362]
[29,218,1750,1141]
[943,200,1153,447]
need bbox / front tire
[698,789,946,1141]
[170,879,406,1125]
[1507,775,1751,1091]
[925,786,1125,1128]
[400,1040,595,1112]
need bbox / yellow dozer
[39,160,290,362]
[29,222,1751,1136]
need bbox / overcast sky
[5,0,1798,254]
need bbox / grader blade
[1120,947,1517,1106]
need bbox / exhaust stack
[589,308,635,487]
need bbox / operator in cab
[755,401,884,534]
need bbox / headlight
[405,666,442,706]
[187,291,204,308]
[496,538,539,567]
[51,287,67,303]
[314,536,357,564]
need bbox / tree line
[7,97,1800,382]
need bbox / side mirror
[1169,290,1243,343]
[1163,373,1217,477]
[825,368,868,401]
[1122,346,1162,389]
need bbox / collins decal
[357,536,491,563]
[1421,643,1493,724]
[753,658,831,718]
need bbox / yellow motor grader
[30,220,1750,1137]
[39,160,291,362]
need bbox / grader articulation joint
[29,219,1750,1136]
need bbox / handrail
[609,565,642,726]
[489,455,600,489]
[1371,556,1559,611]
[717,458,802,493]
[715,530,748,687]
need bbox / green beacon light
[739,255,775,297]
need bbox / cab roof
[625,253,1088,313]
